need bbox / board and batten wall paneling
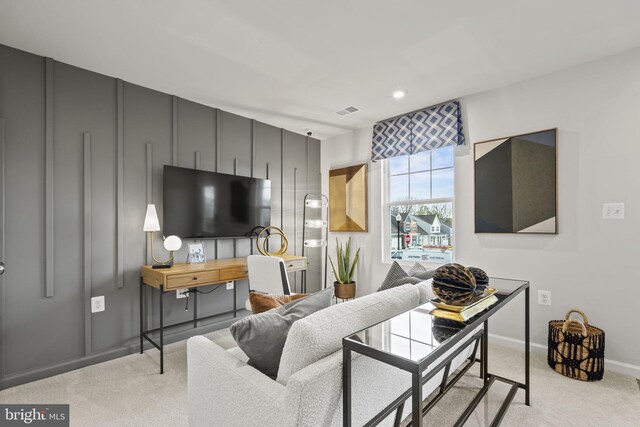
[0,46,47,379]
[116,79,125,289]
[176,98,217,267]
[83,132,92,356]
[0,117,6,380]
[282,130,308,292]
[45,57,54,299]
[0,43,319,388]
[216,111,252,309]
[253,122,283,254]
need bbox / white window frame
[381,152,455,268]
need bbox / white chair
[245,255,292,310]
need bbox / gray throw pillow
[378,261,408,291]
[407,262,427,276]
[388,276,424,289]
[230,287,333,378]
[412,270,435,281]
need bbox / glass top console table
[342,278,530,427]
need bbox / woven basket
[547,309,605,381]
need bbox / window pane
[431,145,454,169]
[432,168,454,198]
[388,155,409,175]
[389,175,409,202]
[388,202,453,264]
[409,151,430,173]
[409,172,430,200]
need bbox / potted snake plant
[329,237,360,300]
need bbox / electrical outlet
[538,290,551,306]
[91,296,105,313]
[226,281,234,290]
[176,288,189,299]
[603,203,625,219]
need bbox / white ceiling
[2,0,640,140]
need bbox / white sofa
[187,281,479,427]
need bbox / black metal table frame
[139,279,239,374]
[343,281,529,427]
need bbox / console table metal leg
[159,284,164,374]
[412,372,422,427]
[482,320,489,384]
[139,279,144,354]
[525,286,530,406]
[233,282,237,317]
[343,348,351,427]
[193,290,198,328]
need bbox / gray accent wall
[0,44,321,389]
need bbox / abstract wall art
[474,128,557,234]
[329,163,368,232]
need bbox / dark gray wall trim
[172,96,178,166]
[83,132,92,356]
[145,142,152,261]
[251,119,255,178]
[215,110,220,258]
[45,57,54,298]
[215,110,220,172]
[294,167,298,259]
[280,129,284,229]
[0,117,6,380]
[145,141,153,328]
[116,79,124,289]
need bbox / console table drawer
[219,266,249,281]
[285,259,307,271]
[167,270,220,289]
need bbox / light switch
[603,203,625,219]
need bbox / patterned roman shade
[371,100,465,161]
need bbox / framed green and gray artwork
[474,128,557,234]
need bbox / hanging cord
[182,286,225,311]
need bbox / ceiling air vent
[335,105,360,116]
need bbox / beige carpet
[0,330,638,427]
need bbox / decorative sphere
[163,235,182,252]
[468,267,489,294]
[432,263,477,305]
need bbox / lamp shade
[143,204,161,232]
[163,235,182,252]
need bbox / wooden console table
[140,255,307,373]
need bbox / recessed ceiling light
[392,90,406,99]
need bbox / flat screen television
[163,165,271,239]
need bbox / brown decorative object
[329,164,368,232]
[334,282,356,300]
[431,263,477,306]
[547,309,605,381]
[248,292,308,314]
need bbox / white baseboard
[488,333,640,379]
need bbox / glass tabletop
[343,278,528,367]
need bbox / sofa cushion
[230,287,333,378]
[276,284,420,384]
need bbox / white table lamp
[143,204,181,268]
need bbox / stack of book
[430,288,498,322]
